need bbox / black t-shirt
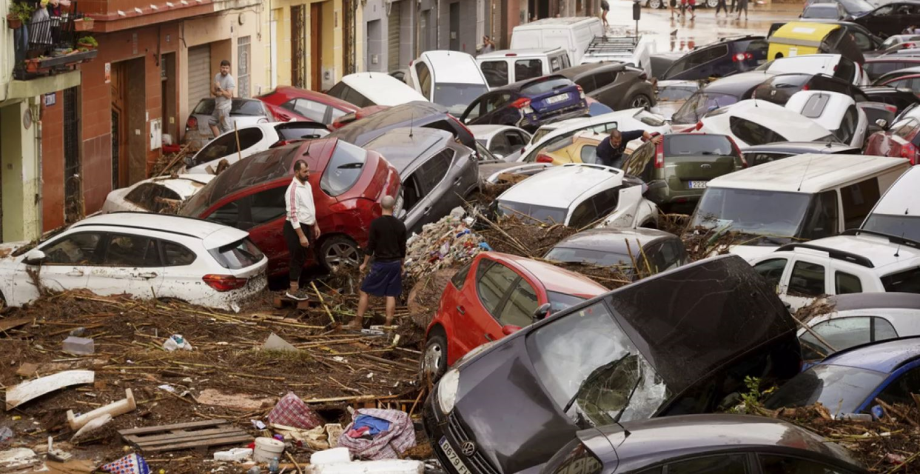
[366,215,407,262]
[595,130,645,169]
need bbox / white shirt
[285,178,316,227]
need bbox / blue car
[459,75,588,132]
[765,337,920,417]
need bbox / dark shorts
[361,260,403,297]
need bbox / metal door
[450,2,460,51]
[187,45,211,112]
[63,86,81,223]
[292,5,307,89]
[388,4,400,73]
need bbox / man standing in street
[283,160,321,301]
[595,129,662,169]
[209,59,235,137]
[348,196,407,330]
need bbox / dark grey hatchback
[423,255,803,474]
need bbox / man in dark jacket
[349,195,407,329]
[595,129,662,169]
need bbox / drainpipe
[32,97,43,238]
[436,0,440,49]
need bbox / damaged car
[544,228,688,278]
[423,255,803,474]
[185,122,330,175]
[326,101,476,150]
[0,213,267,311]
[101,174,215,214]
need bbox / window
[550,56,563,72]
[209,238,264,269]
[650,239,686,272]
[416,150,453,194]
[800,94,831,119]
[484,93,512,115]
[754,258,787,289]
[836,105,859,145]
[591,187,620,218]
[162,242,196,266]
[42,233,102,265]
[415,61,432,98]
[840,178,880,229]
[286,99,328,123]
[667,454,747,474]
[481,61,509,88]
[801,317,898,355]
[498,279,539,327]
[103,235,161,267]
[576,76,597,94]
[800,190,839,240]
[892,118,920,139]
[192,128,264,166]
[878,366,920,406]
[476,260,518,316]
[250,187,287,226]
[865,61,909,81]
[593,70,619,89]
[237,36,251,98]
[321,141,367,197]
[685,45,729,70]
[451,261,473,290]
[835,58,857,84]
[881,267,920,293]
[623,142,656,181]
[568,200,596,229]
[788,261,826,296]
[276,124,326,141]
[580,145,598,164]
[124,184,182,213]
[490,132,512,156]
[835,271,862,294]
[507,132,527,152]
[729,116,788,146]
[515,59,544,82]
[759,454,857,474]
[464,99,482,121]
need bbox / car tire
[706,0,718,7]
[421,331,449,384]
[629,93,652,110]
[319,235,362,272]
[649,0,663,8]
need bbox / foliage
[9,2,35,23]
[77,35,97,47]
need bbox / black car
[741,141,861,166]
[542,415,865,474]
[873,64,920,85]
[460,75,588,133]
[557,62,656,111]
[424,255,803,474]
[864,86,920,114]
[660,36,769,81]
[802,3,848,19]
[752,73,872,106]
[853,1,920,38]
[670,70,774,125]
[804,0,875,20]
[863,57,920,80]
[326,101,476,149]
[544,228,688,279]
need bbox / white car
[695,99,833,148]
[101,174,215,214]
[749,230,920,311]
[784,90,868,148]
[184,122,329,175]
[469,125,532,162]
[326,72,428,107]
[758,54,868,86]
[407,51,490,117]
[494,163,659,229]
[477,48,573,88]
[796,293,920,360]
[861,166,920,242]
[0,213,268,311]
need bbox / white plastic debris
[162,334,193,351]
[310,447,352,465]
[214,447,253,462]
[305,459,424,474]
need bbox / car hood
[729,244,780,262]
[0,242,28,260]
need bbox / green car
[622,134,745,214]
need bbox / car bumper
[424,389,502,474]
[184,272,268,312]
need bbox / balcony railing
[12,1,97,80]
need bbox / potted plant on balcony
[77,36,97,50]
[25,57,43,73]
[7,2,34,30]
[74,15,93,31]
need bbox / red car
[865,109,920,165]
[178,138,401,275]
[422,252,608,380]
[331,105,391,130]
[258,86,359,125]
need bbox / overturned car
[423,255,803,474]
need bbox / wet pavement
[605,0,802,56]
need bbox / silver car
[183,98,275,150]
[365,127,479,234]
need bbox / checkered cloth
[99,454,150,474]
[337,408,416,460]
[267,392,324,429]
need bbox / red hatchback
[178,138,400,275]
[422,252,608,380]
[865,111,920,165]
[258,86,359,125]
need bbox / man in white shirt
[283,160,321,301]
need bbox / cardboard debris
[271,423,329,450]
[325,423,344,448]
[263,332,298,352]
[197,389,274,411]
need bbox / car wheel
[319,235,361,272]
[630,94,652,110]
[706,0,718,7]
[421,332,449,383]
[649,0,663,8]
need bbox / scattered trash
[71,413,112,441]
[267,392,323,430]
[197,389,274,411]
[404,210,484,280]
[271,423,329,450]
[311,447,352,465]
[162,334,192,351]
[305,459,425,474]
[251,420,267,430]
[214,447,253,462]
[253,437,285,463]
[119,420,251,453]
[63,335,95,355]
[47,436,73,462]
[99,453,150,474]
[0,447,40,472]
[346,413,391,438]
[337,409,416,460]
[67,388,136,430]
[5,370,94,411]
[0,426,11,443]
[325,424,344,448]
[262,333,298,352]
[69,327,86,337]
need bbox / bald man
[596,128,661,169]
[349,196,407,329]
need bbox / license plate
[688,181,708,189]
[439,437,473,474]
[545,93,570,104]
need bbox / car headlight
[437,368,461,414]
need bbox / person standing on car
[209,59,235,137]
[595,129,662,169]
[349,196,407,330]
[283,160,321,301]
[601,0,610,27]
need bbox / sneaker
[285,289,310,301]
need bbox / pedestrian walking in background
[730,0,737,14]
[283,160,321,301]
[349,196,407,330]
[481,36,494,54]
[209,59,235,137]
[715,0,728,16]
[735,0,748,19]
[601,0,610,27]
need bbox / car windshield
[764,364,886,415]
[522,77,573,95]
[321,140,367,196]
[545,247,634,269]
[497,200,568,224]
[231,100,265,116]
[672,92,740,124]
[838,0,874,13]
[547,291,588,313]
[527,301,670,427]
[657,85,699,102]
[665,135,735,156]
[690,188,813,244]
[434,83,489,116]
[862,214,920,243]
[804,5,841,18]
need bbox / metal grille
[111,109,119,191]
[63,86,82,223]
[292,5,307,88]
[237,36,251,98]
[446,414,500,474]
[387,3,400,73]
[343,0,356,75]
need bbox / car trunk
[664,135,740,190]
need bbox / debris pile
[404,208,486,280]
[478,215,577,258]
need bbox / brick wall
[41,92,65,232]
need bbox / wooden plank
[141,434,254,452]
[6,370,94,411]
[127,427,244,445]
[133,431,249,449]
[0,317,31,332]
[118,419,227,436]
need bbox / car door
[784,256,831,311]
[87,232,164,299]
[156,239,203,301]
[205,186,288,274]
[402,149,455,233]
[590,69,621,108]
[758,453,862,474]
[859,4,896,37]
[800,315,898,359]
[456,258,538,353]
[30,231,104,293]
[870,362,920,411]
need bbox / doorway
[63,86,81,223]
[110,58,146,190]
[161,53,177,144]
[311,2,323,91]
[111,62,127,190]
[292,5,307,89]
[449,2,460,51]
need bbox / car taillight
[655,147,664,168]
[186,116,198,131]
[732,52,753,62]
[726,136,747,167]
[694,121,704,131]
[511,98,532,109]
[576,85,586,100]
[536,154,553,163]
[802,84,810,91]
[899,142,919,165]
[885,104,898,113]
[203,275,248,292]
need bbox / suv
[623,134,744,214]
[477,48,572,88]
[661,36,769,81]
[750,230,920,310]
[558,62,656,111]
[460,75,588,133]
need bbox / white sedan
[185,122,329,175]
[785,90,868,148]
[695,100,834,148]
[0,213,267,311]
[101,174,215,214]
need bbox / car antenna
[409,112,414,139]
[796,154,815,192]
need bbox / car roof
[486,252,608,296]
[704,100,831,142]
[364,127,453,172]
[878,65,920,80]
[551,228,676,255]
[498,165,622,208]
[703,71,776,95]
[784,231,920,269]
[261,86,358,111]
[417,51,485,84]
[708,154,906,193]
[71,212,249,249]
[822,336,920,373]
[740,141,859,154]
[150,174,215,197]
[477,48,567,59]
[829,292,920,312]
[514,16,600,27]
[558,62,628,79]
[327,101,451,145]
[494,74,570,92]
[872,166,920,216]
[339,72,427,105]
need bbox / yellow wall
[261,0,345,91]
[1,99,41,242]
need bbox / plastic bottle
[269,457,280,474]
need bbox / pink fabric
[267,392,324,429]
[337,408,416,460]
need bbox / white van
[861,166,920,242]
[510,17,605,65]
[326,72,427,107]
[407,51,490,116]
[476,48,572,88]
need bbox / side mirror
[23,250,46,266]
[502,325,522,336]
[532,302,551,322]
[876,118,889,129]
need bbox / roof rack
[776,243,875,268]
[842,229,920,249]
[585,36,639,55]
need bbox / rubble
[403,209,485,280]
[5,370,94,411]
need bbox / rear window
[209,238,264,269]
[882,267,920,293]
[320,140,367,196]
[800,94,832,119]
[496,200,568,224]
[193,100,215,115]
[729,116,788,145]
[522,77,573,95]
[804,5,840,18]
[231,100,266,116]
[664,135,735,156]
[657,85,698,102]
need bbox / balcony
[11,1,97,81]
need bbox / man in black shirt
[349,195,407,329]
[595,129,662,169]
